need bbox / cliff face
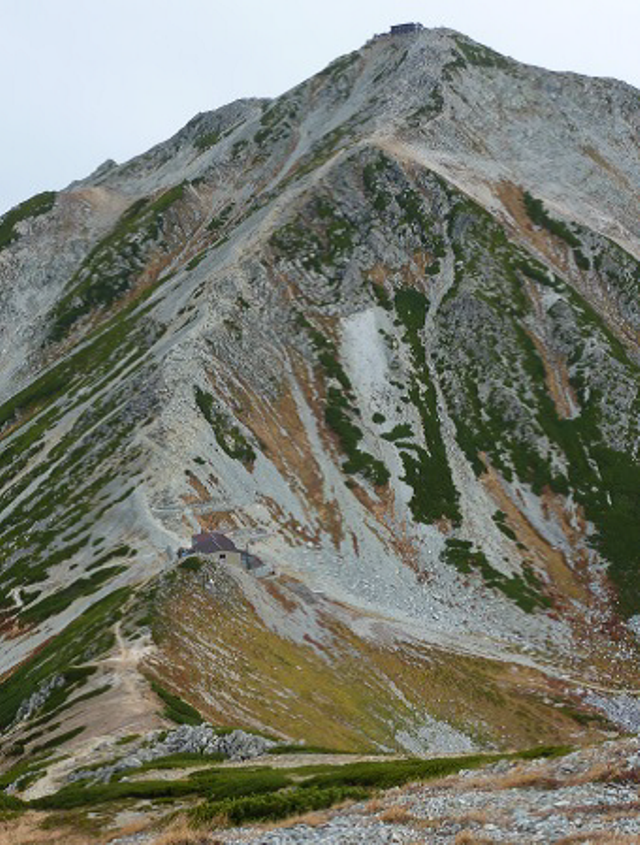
[1,28,639,768]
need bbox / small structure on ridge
[178,531,269,575]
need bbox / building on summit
[369,23,425,43]
[390,23,424,35]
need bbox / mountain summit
[1,27,639,820]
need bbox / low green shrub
[32,779,198,810]
[34,765,290,810]
[48,184,184,342]
[267,744,338,755]
[381,423,413,442]
[523,191,581,249]
[186,250,208,270]
[0,589,127,730]
[130,751,225,774]
[178,557,204,573]
[516,745,572,760]
[442,539,550,613]
[492,511,517,541]
[187,768,290,799]
[194,387,256,466]
[150,680,203,725]
[0,792,25,811]
[295,754,496,791]
[193,785,369,825]
[193,131,220,151]
[453,37,511,69]
[31,726,85,754]
[115,733,139,745]
[30,745,571,817]
[20,566,126,625]
[86,545,132,572]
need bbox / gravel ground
[211,737,640,844]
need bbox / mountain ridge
[0,26,639,823]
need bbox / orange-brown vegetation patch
[525,292,579,419]
[86,223,190,341]
[263,579,298,613]
[367,253,436,296]
[494,180,570,272]
[197,510,241,532]
[0,407,41,442]
[411,250,430,276]
[481,462,588,605]
[378,804,419,824]
[582,145,635,193]
[523,281,579,420]
[120,252,174,308]
[482,463,640,679]
[383,514,423,576]
[402,251,439,289]
[212,352,345,548]
[556,832,640,844]
[274,267,305,307]
[368,263,388,289]
[344,478,397,543]
[454,809,493,826]
[540,490,588,563]
[0,630,62,686]
[291,325,411,548]
[0,811,155,845]
[291,348,325,412]
[529,329,577,420]
[0,612,25,640]
[256,496,296,544]
[497,181,638,357]
[280,515,318,545]
[183,471,211,503]
[148,817,205,845]
[453,832,496,845]
[0,813,96,845]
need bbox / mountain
[1,25,639,826]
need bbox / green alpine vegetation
[305,325,390,487]
[393,288,461,524]
[194,386,257,466]
[442,539,551,613]
[150,680,204,726]
[0,589,128,730]
[48,184,185,342]
[0,190,56,251]
[523,189,590,269]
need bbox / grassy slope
[143,565,607,752]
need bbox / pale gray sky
[1,0,638,214]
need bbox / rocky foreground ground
[193,738,640,845]
[3,736,640,844]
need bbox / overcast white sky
[1,0,638,215]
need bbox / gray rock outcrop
[67,725,276,784]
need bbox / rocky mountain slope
[1,25,640,810]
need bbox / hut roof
[191,532,238,554]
